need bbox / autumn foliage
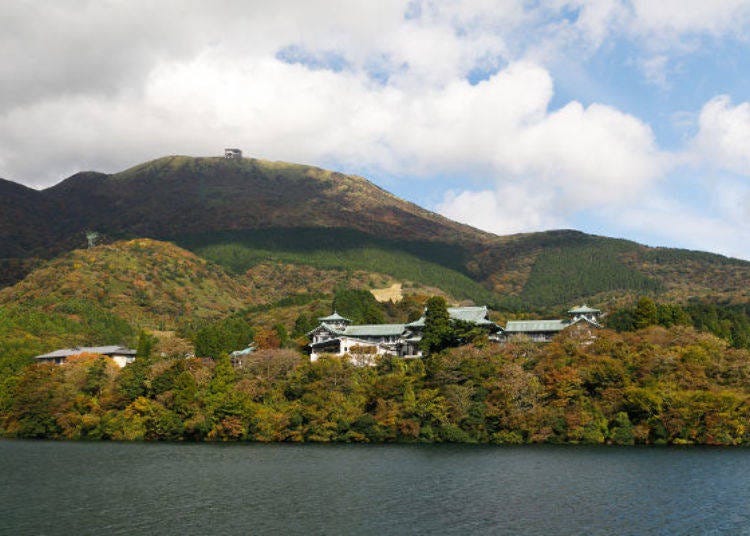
[3,326,750,445]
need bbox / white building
[34,346,137,368]
[308,307,498,364]
[501,305,602,342]
[224,148,242,159]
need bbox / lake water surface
[2,441,750,535]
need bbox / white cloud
[693,95,750,176]
[630,0,750,37]
[438,185,564,235]
[0,51,665,200]
[2,0,750,259]
[608,188,750,260]
[0,5,667,244]
[638,55,669,89]
[434,66,667,235]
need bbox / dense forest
[4,322,750,445]
[5,258,750,447]
[609,297,750,350]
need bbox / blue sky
[2,1,750,258]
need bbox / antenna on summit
[85,231,100,249]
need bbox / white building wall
[111,355,135,368]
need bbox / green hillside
[179,228,495,305]
[0,239,255,379]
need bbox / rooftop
[317,311,351,323]
[568,305,601,314]
[406,306,496,328]
[504,320,570,333]
[342,324,406,337]
[35,346,136,359]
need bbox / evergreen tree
[194,317,254,358]
[292,313,315,338]
[209,354,235,397]
[117,352,151,401]
[420,296,454,355]
[274,323,290,348]
[333,288,385,324]
[136,330,158,359]
[633,297,658,329]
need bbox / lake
[2,441,750,535]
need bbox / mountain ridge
[1,154,748,308]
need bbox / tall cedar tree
[333,289,385,324]
[420,296,453,355]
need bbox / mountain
[0,239,257,378]
[0,238,252,328]
[2,155,749,308]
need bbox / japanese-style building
[307,307,498,364]
[501,305,602,343]
[307,303,604,363]
[34,346,137,368]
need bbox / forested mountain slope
[1,155,748,308]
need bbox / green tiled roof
[568,305,601,314]
[307,323,345,337]
[318,311,351,323]
[504,320,570,333]
[407,306,496,328]
[342,324,406,337]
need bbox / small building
[501,305,602,343]
[230,344,256,368]
[34,346,137,368]
[308,306,499,364]
[224,148,243,159]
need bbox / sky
[2,1,750,259]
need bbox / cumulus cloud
[1,1,744,181]
[2,1,750,258]
[438,185,565,236]
[435,65,667,235]
[693,95,750,177]
[0,53,666,222]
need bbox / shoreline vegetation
[3,324,750,446]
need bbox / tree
[333,288,385,324]
[117,352,151,401]
[82,357,109,397]
[633,297,658,329]
[136,330,158,359]
[420,296,454,355]
[254,327,281,349]
[657,304,691,328]
[274,324,290,348]
[194,317,254,358]
[292,313,316,338]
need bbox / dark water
[2,441,750,535]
